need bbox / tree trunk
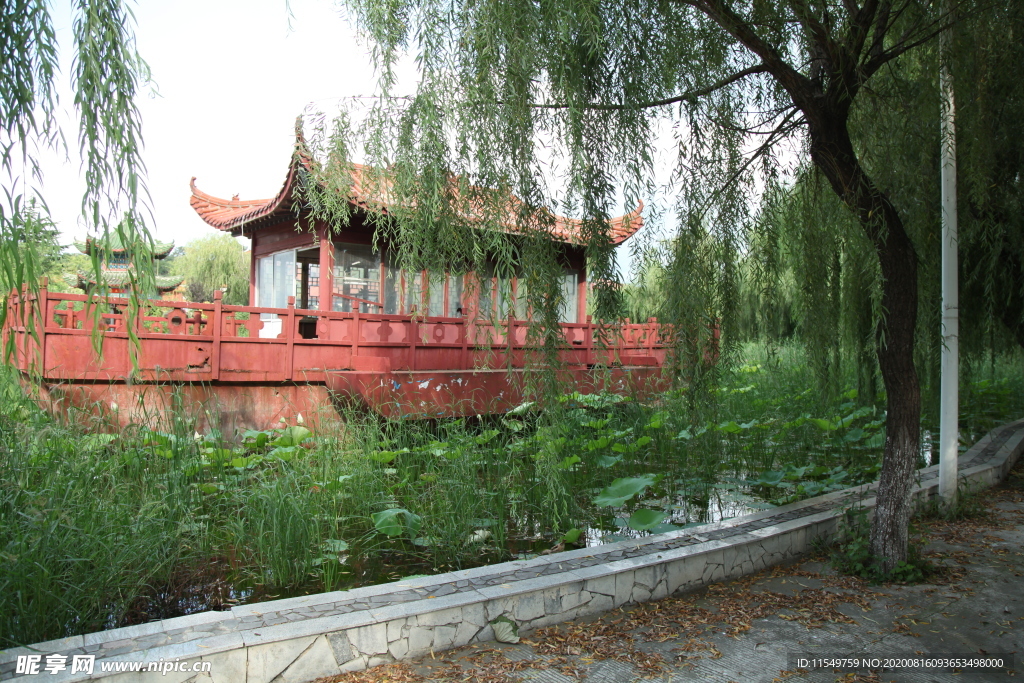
[807,118,921,573]
[688,0,926,572]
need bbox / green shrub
[830,507,933,584]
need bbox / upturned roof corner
[189,120,643,245]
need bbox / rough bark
[805,118,921,573]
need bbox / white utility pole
[938,12,959,504]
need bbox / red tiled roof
[190,125,643,245]
[189,163,301,236]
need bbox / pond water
[117,478,776,627]
[115,421,983,628]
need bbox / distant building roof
[68,234,181,293]
[65,271,184,292]
[73,234,176,259]
[190,120,643,246]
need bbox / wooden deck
[4,284,669,431]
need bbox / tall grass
[1,344,1021,647]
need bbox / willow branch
[859,14,954,83]
[846,0,882,60]
[785,0,841,71]
[680,0,814,102]
[523,64,769,111]
[697,107,804,219]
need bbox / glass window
[333,243,380,313]
[476,263,493,319]
[448,274,464,317]
[272,250,296,307]
[257,256,274,308]
[400,270,443,316]
[474,262,515,320]
[256,250,296,309]
[496,270,514,319]
[560,271,578,323]
[514,280,529,319]
[385,268,453,317]
[383,252,401,314]
[404,271,423,314]
[427,271,445,317]
[471,264,575,322]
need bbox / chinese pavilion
[66,234,184,299]
[4,125,667,434]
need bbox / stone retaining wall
[3,418,1022,683]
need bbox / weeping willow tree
[954,4,1024,355]
[172,234,249,305]
[1,0,153,353]
[745,2,1024,413]
[320,0,982,571]
[745,170,885,411]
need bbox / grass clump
[917,482,989,522]
[829,508,934,584]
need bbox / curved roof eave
[189,125,644,246]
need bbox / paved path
[318,463,1024,683]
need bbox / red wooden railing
[4,282,667,385]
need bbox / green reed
[1,344,1021,647]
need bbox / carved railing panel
[6,288,668,382]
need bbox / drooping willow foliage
[316,1,938,388]
[613,2,1024,424]
[952,4,1024,356]
[720,3,1024,418]
[303,1,804,405]
[324,0,1023,568]
[1,0,152,357]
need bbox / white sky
[42,0,398,250]
[36,0,782,276]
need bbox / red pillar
[248,232,257,306]
[577,272,588,324]
[318,223,334,312]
